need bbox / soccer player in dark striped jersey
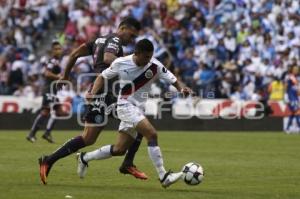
[38,17,147,185]
[27,41,67,143]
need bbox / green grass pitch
[0,130,299,199]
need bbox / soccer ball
[181,162,204,185]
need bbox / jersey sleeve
[104,36,122,55]
[156,60,177,84]
[101,60,119,79]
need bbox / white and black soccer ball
[181,162,204,185]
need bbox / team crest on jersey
[112,37,120,43]
[94,115,103,124]
[145,69,153,79]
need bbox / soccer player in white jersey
[77,39,192,187]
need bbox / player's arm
[63,43,91,79]
[88,74,107,99]
[87,61,119,100]
[158,62,193,96]
[44,68,61,80]
[103,37,122,65]
[172,80,193,97]
[44,61,61,80]
[86,75,105,101]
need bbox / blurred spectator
[8,54,25,93]
[0,0,62,94]
[0,56,10,94]
[268,76,284,101]
[224,31,236,60]
[175,48,198,87]
[230,85,247,101]
[215,39,228,62]
[13,84,35,98]
[193,62,216,98]
[1,0,300,104]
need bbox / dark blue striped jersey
[85,34,123,73]
[43,57,61,94]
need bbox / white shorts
[117,103,145,139]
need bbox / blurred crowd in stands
[1,0,300,104]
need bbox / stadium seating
[1,0,300,103]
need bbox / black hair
[51,40,61,48]
[119,17,141,31]
[135,39,154,53]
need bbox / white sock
[46,116,55,130]
[83,145,112,162]
[148,146,166,180]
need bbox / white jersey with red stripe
[101,54,177,106]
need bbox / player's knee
[82,136,96,146]
[145,132,158,143]
[111,146,126,156]
[41,109,50,116]
[82,127,101,146]
[85,139,96,146]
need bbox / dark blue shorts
[84,93,117,124]
[42,93,60,110]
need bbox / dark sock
[122,133,143,166]
[28,114,48,137]
[44,117,56,136]
[147,139,158,147]
[46,136,86,165]
[110,145,115,156]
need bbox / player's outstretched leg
[42,116,56,143]
[77,132,147,179]
[119,133,148,180]
[77,132,133,178]
[27,112,48,142]
[135,118,182,188]
[38,125,103,184]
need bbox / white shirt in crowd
[224,36,236,52]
